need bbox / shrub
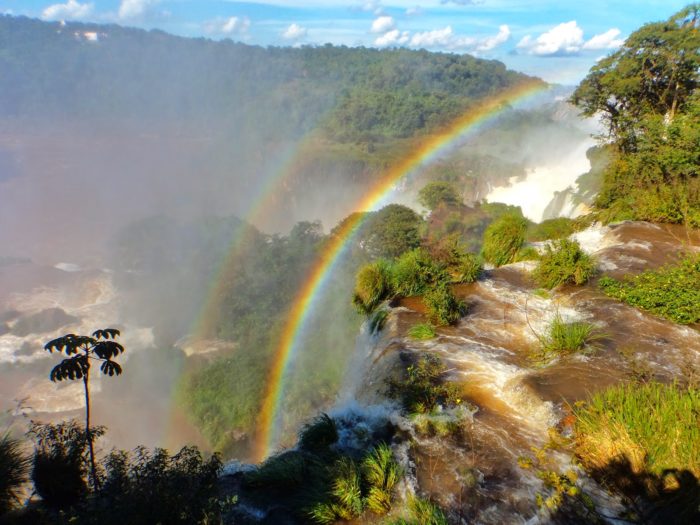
[364,204,424,259]
[533,239,595,289]
[28,421,101,509]
[353,260,393,314]
[538,315,602,360]
[418,181,460,211]
[574,382,700,478]
[97,446,223,525]
[408,323,437,340]
[386,354,460,414]
[481,214,528,267]
[599,255,700,324]
[527,217,578,242]
[423,284,465,326]
[0,434,29,514]
[390,248,448,297]
[244,450,310,490]
[361,443,403,514]
[309,457,363,524]
[450,251,482,283]
[299,414,339,453]
[386,497,449,525]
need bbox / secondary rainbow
[253,79,550,461]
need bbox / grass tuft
[408,323,437,340]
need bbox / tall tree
[44,329,125,490]
[572,5,700,150]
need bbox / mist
[0,15,601,457]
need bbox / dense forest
[0,15,536,144]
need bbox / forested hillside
[0,15,536,143]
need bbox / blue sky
[2,1,692,83]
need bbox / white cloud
[475,24,510,51]
[517,21,584,56]
[405,6,423,16]
[203,16,251,36]
[410,26,455,47]
[375,29,410,47]
[282,23,308,41]
[118,0,158,21]
[583,28,624,50]
[371,15,395,34]
[355,1,384,16]
[42,0,93,21]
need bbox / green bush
[539,315,602,360]
[0,434,29,515]
[361,443,403,514]
[533,239,595,289]
[575,382,700,478]
[97,446,223,525]
[418,181,460,211]
[450,251,483,283]
[386,354,461,414]
[527,217,578,242]
[299,414,339,454]
[390,248,448,297]
[386,496,449,525]
[28,421,100,509]
[481,214,529,267]
[408,323,437,340]
[423,284,465,326]
[353,260,393,314]
[599,255,700,324]
[308,457,363,523]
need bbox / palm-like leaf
[0,433,29,514]
[50,355,89,382]
[92,328,120,340]
[93,341,124,360]
[100,360,122,377]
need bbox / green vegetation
[572,6,700,225]
[364,205,424,260]
[481,213,529,267]
[353,260,394,314]
[527,217,579,242]
[574,382,700,480]
[390,248,448,297]
[418,181,461,211]
[533,239,595,289]
[387,354,461,414]
[423,284,466,326]
[408,323,437,340]
[243,424,402,524]
[599,255,700,324]
[0,434,28,515]
[43,329,125,489]
[387,496,449,525]
[538,315,602,360]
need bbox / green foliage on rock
[386,496,449,525]
[527,218,579,242]
[387,354,461,414]
[533,239,596,289]
[599,255,700,324]
[390,248,449,297]
[572,6,700,225]
[408,323,437,340]
[481,213,529,267]
[423,284,466,326]
[353,260,394,314]
[574,382,700,479]
[364,205,424,260]
[418,181,461,211]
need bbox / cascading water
[336,221,700,523]
[485,139,595,222]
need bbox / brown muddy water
[347,221,700,523]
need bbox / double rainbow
[252,79,549,461]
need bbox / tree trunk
[83,369,99,491]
